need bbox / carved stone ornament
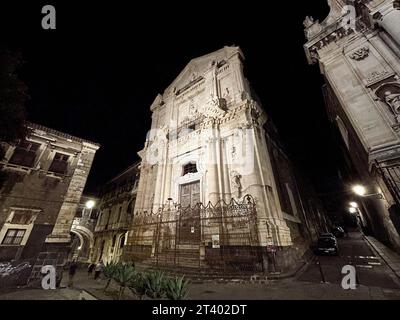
[350,47,370,61]
[367,70,390,84]
[230,170,242,198]
[303,16,315,28]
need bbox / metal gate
[126,195,263,273]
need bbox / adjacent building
[123,46,329,273]
[0,122,99,287]
[92,162,140,264]
[69,194,99,262]
[304,0,400,250]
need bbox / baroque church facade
[124,47,328,272]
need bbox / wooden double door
[179,181,201,245]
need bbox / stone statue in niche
[231,146,237,161]
[375,82,400,122]
[231,171,242,198]
[223,88,232,104]
[384,91,400,115]
[189,99,198,118]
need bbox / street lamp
[352,185,367,197]
[85,200,95,209]
[349,202,359,208]
[349,207,357,214]
[351,185,384,199]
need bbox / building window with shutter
[48,152,70,175]
[8,140,41,167]
[2,229,26,245]
[0,208,41,247]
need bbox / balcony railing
[72,217,96,232]
[95,220,130,233]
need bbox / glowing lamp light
[349,202,359,208]
[349,207,357,214]
[85,200,95,209]
[352,185,367,197]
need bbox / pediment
[166,46,244,94]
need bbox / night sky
[1,1,346,196]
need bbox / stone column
[206,122,221,205]
[376,5,400,46]
[134,164,147,214]
[222,139,232,202]
[153,163,165,211]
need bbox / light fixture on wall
[352,185,367,197]
[349,207,357,214]
[351,185,383,199]
[85,200,96,209]
[349,202,359,208]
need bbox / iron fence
[124,195,264,273]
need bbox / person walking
[68,259,79,287]
[87,263,95,277]
[94,260,104,280]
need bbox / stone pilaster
[375,2,400,46]
[46,143,99,244]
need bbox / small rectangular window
[2,229,26,245]
[11,210,33,225]
[183,163,197,176]
[8,140,40,167]
[48,152,70,175]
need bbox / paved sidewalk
[1,267,400,300]
[364,236,400,279]
[56,269,400,300]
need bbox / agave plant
[144,270,167,299]
[165,276,190,300]
[103,262,118,292]
[128,272,147,300]
[113,263,136,300]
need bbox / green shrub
[113,263,136,299]
[103,262,118,292]
[144,270,167,299]
[165,276,190,300]
[128,272,147,300]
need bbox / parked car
[332,226,345,238]
[319,233,336,239]
[315,235,339,256]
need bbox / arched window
[183,162,197,176]
[120,235,125,249]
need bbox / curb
[78,289,98,300]
[363,235,400,280]
[267,256,316,280]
